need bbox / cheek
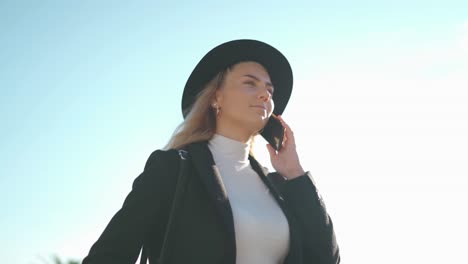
[223,92,249,112]
[268,100,274,113]
[230,88,252,104]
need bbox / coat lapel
[249,154,303,264]
[248,155,286,206]
[185,140,302,264]
[185,141,237,262]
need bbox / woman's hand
[266,115,305,180]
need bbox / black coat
[82,140,340,264]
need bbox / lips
[251,105,267,110]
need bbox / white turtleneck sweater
[208,133,290,264]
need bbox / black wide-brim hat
[181,39,293,118]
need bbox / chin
[249,117,268,132]
[236,111,268,133]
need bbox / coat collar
[185,140,302,264]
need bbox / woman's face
[215,61,275,134]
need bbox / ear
[214,89,224,107]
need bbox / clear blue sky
[1,1,467,263]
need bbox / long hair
[162,65,258,155]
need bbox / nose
[258,87,272,102]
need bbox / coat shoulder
[144,148,181,170]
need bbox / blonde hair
[163,65,257,156]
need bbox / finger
[277,116,289,148]
[281,127,288,146]
[277,115,289,129]
[278,116,296,146]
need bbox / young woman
[82,39,340,264]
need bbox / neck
[215,118,257,143]
[215,130,251,143]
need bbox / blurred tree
[34,254,81,264]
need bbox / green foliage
[35,254,81,264]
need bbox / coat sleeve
[268,171,341,264]
[82,149,179,264]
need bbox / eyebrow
[243,74,274,91]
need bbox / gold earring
[212,103,220,115]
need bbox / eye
[244,80,256,86]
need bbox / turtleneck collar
[208,133,251,164]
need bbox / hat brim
[182,39,293,118]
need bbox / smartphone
[260,114,285,151]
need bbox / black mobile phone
[260,114,285,151]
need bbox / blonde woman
[83,39,340,264]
